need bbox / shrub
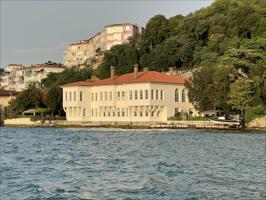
[245,104,266,122]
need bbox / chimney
[168,67,175,75]
[110,66,115,80]
[133,64,139,79]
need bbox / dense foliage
[7,67,92,117]
[97,0,266,121]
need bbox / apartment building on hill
[0,62,65,91]
[64,23,144,68]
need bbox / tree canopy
[97,0,266,120]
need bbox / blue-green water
[1,128,265,200]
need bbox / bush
[30,116,41,122]
[245,104,266,122]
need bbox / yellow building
[61,66,197,123]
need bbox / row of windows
[91,108,159,117]
[65,91,83,102]
[91,90,164,102]
[65,88,187,103]
[175,89,187,102]
[68,107,159,118]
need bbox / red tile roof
[62,71,185,87]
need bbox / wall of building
[62,82,197,123]
[0,96,15,107]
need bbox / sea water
[1,128,265,200]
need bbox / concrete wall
[4,118,38,126]
[246,116,266,129]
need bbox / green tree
[7,84,43,116]
[185,67,216,111]
[43,86,63,116]
[142,15,169,48]
[227,78,255,113]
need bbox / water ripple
[1,127,265,200]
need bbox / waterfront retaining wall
[4,118,39,126]
[246,116,266,129]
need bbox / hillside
[96,0,266,118]
[97,0,266,77]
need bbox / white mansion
[62,66,197,123]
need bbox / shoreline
[2,117,265,131]
[2,124,266,132]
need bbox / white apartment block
[62,66,198,123]
[0,62,65,91]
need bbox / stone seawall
[4,118,265,130]
[246,116,266,130]
[4,118,39,126]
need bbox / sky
[0,0,214,68]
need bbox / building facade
[0,89,19,108]
[62,66,197,123]
[0,62,65,91]
[64,23,143,68]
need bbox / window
[146,111,149,116]
[175,89,179,102]
[129,91,133,100]
[156,90,159,100]
[109,92,112,101]
[140,90,143,99]
[151,90,154,100]
[134,111,137,117]
[83,108,86,117]
[134,90,138,100]
[117,91,120,100]
[122,91,125,100]
[104,92,107,101]
[80,91,83,101]
[182,89,186,102]
[95,93,98,101]
[145,90,148,99]
[100,92,103,101]
[69,92,72,101]
[65,92,67,101]
[122,108,125,117]
[117,108,120,117]
[160,90,164,100]
[140,111,142,117]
